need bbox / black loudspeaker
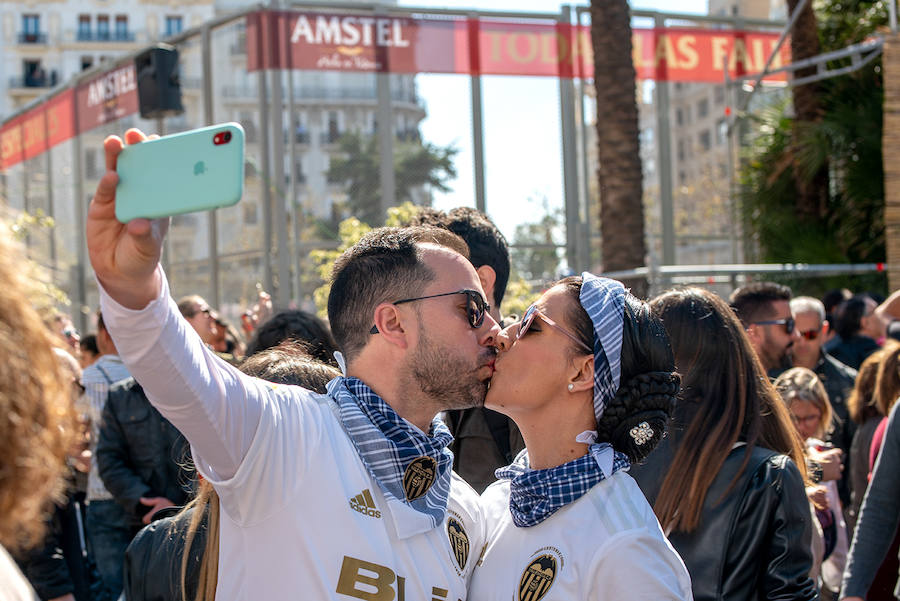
[135,44,184,119]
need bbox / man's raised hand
[86,129,167,309]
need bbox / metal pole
[270,70,291,309]
[258,69,274,295]
[201,24,220,309]
[468,13,487,215]
[72,117,88,333]
[286,28,302,306]
[654,15,676,275]
[891,0,898,34]
[44,109,57,273]
[559,6,583,274]
[375,7,396,223]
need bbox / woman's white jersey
[100,271,483,600]
[471,471,693,601]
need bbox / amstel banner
[246,11,790,82]
[2,10,791,171]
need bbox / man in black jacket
[96,378,194,529]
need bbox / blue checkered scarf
[496,445,631,527]
[327,376,453,530]
[497,273,629,528]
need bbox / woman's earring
[567,383,575,392]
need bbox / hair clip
[629,421,653,445]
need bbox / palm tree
[786,0,828,219]
[590,0,647,297]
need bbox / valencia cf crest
[518,554,557,601]
[403,456,437,501]
[447,518,469,570]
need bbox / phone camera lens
[223,131,232,143]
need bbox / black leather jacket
[96,378,194,524]
[633,440,818,601]
[123,506,207,601]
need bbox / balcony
[18,32,48,44]
[9,72,58,89]
[76,30,136,42]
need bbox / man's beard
[762,341,793,372]
[408,329,494,411]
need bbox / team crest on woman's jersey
[518,553,558,601]
[446,517,469,571]
[403,456,437,500]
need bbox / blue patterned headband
[578,272,626,425]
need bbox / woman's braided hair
[558,277,680,463]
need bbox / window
[85,148,98,178]
[115,16,129,41]
[697,98,709,119]
[22,14,39,33]
[714,86,725,104]
[676,109,684,127]
[327,111,340,143]
[717,118,728,145]
[21,14,41,43]
[699,130,711,152]
[81,55,94,71]
[165,16,183,37]
[78,15,91,40]
[97,15,110,41]
[243,202,258,224]
[677,139,686,162]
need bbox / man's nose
[479,313,502,347]
[495,324,517,352]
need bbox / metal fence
[1,2,809,332]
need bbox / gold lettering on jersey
[336,556,397,601]
[337,555,455,601]
[518,554,557,601]
[446,518,469,570]
[403,456,436,500]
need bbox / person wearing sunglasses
[471,274,692,600]
[88,128,501,601]
[730,282,800,373]
[790,296,858,510]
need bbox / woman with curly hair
[471,274,692,599]
[0,220,76,600]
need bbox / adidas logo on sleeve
[349,488,382,519]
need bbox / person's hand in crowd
[139,496,175,524]
[842,597,864,601]
[806,485,829,512]
[86,129,166,310]
[809,447,843,482]
[48,594,76,601]
[241,288,273,335]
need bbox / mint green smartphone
[115,122,245,222]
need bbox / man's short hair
[239,341,340,393]
[729,282,793,326]
[790,296,826,325]
[835,293,874,340]
[406,207,511,306]
[245,309,339,367]
[176,295,206,318]
[327,226,469,361]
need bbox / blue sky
[396,0,709,239]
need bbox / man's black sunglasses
[752,317,795,335]
[370,289,490,334]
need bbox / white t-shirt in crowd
[471,471,693,601]
[99,270,483,600]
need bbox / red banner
[246,10,790,82]
[75,64,139,133]
[0,89,75,171]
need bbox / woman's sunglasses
[370,289,489,334]
[517,304,592,353]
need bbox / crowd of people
[1,128,900,601]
